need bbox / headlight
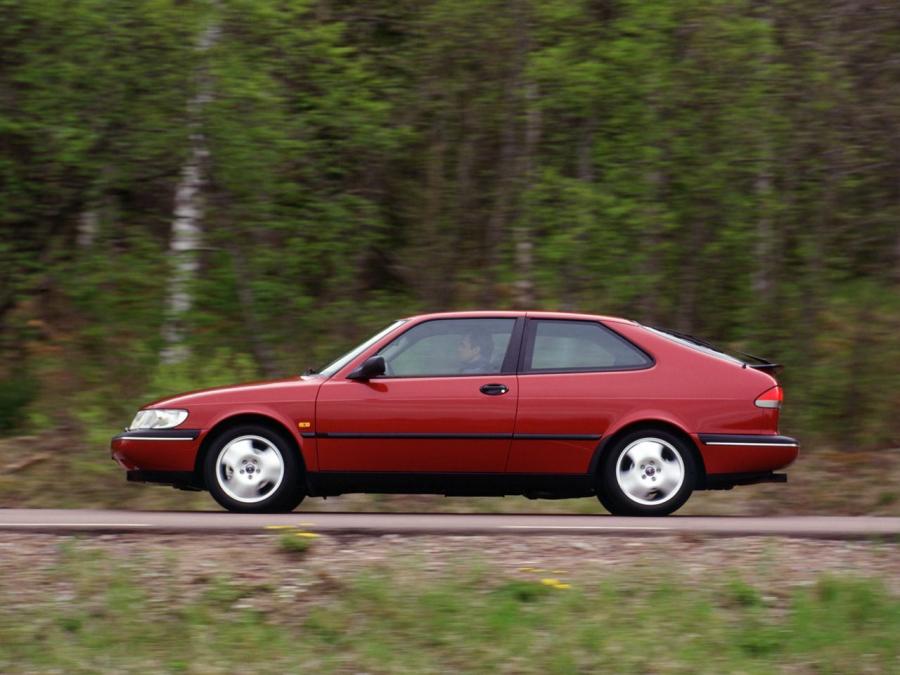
[128,409,188,431]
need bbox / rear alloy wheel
[598,429,697,516]
[204,424,304,513]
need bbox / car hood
[144,375,325,408]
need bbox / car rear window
[643,326,745,366]
[526,320,652,372]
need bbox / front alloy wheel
[598,429,697,516]
[204,424,304,513]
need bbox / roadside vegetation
[1,1,898,508]
[0,539,897,674]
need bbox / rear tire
[204,424,305,513]
[597,429,696,516]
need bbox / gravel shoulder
[2,532,898,602]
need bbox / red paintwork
[111,310,798,482]
[316,376,517,472]
[112,437,198,472]
[699,442,798,475]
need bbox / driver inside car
[457,329,494,374]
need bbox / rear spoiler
[651,326,784,376]
[738,352,784,376]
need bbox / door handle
[480,383,509,396]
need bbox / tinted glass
[318,320,407,377]
[643,326,744,366]
[379,318,516,376]
[528,320,650,371]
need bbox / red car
[111,311,798,515]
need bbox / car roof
[400,310,635,325]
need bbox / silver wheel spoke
[618,469,649,500]
[624,447,644,470]
[656,465,682,497]
[227,476,259,499]
[615,437,685,507]
[216,435,285,504]
[220,439,253,471]
[634,440,665,464]
[257,451,283,485]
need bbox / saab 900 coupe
[111,311,798,515]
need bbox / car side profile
[111,311,799,516]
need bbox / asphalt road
[0,509,898,539]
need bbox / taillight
[755,385,782,409]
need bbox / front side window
[318,320,406,377]
[526,320,651,372]
[378,318,516,377]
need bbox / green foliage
[726,577,763,608]
[1,547,898,673]
[0,367,37,435]
[277,531,315,555]
[1,0,899,457]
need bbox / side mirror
[347,356,386,381]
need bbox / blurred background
[1,3,898,672]
[0,0,898,510]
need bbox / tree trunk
[513,81,540,309]
[160,20,220,365]
[752,156,775,304]
[76,208,98,249]
[482,0,529,306]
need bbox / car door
[315,317,523,473]
[509,318,654,474]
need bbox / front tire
[204,424,305,513]
[597,429,697,516]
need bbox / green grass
[277,529,317,554]
[0,546,897,674]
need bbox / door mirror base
[347,356,386,381]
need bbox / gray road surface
[0,509,898,539]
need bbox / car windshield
[315,320,407,378]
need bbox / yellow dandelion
[295,531,320,538]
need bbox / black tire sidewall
[598,429,697,516]
[204,424,304,513]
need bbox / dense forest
[1,0,898,459]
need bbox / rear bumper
[697,433,799,476]
[111,429,202,473]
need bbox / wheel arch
[589,419,707,485]
[193,412,306,487]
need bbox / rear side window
[525,320,651,372]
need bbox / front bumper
[111,429,203,473]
